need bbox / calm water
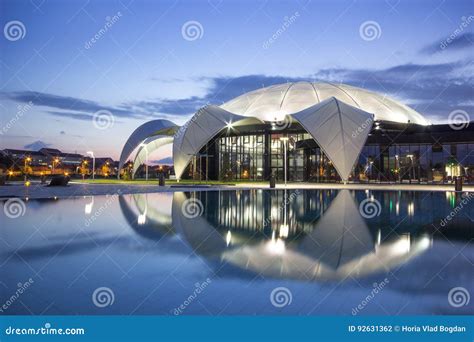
[1,189,473,315]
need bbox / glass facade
[196,127,474,184]
[218,134,265,180]
[354,143,474,183]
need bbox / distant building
[1,148,116,177]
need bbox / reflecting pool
[1,190,473,315]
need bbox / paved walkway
[0,180,472,199]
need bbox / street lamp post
[52,157,60,175]
[140,143,149,181]
[87,151,95,180]
[280,137,289,187]
[24,156,31,179]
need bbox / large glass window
[218,134,264,180]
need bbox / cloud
[145,62,473,121]
[1,91,146,121]
[420,32,474,54]
[24,140,51,150]
[3,60,473,125]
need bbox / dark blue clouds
[420,32,474,54]
[1,91,141,121]
[3,60,472,125]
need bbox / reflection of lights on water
[407,202,414,216]
[279,224,289,238]
[419,235,431,249]
[226,230,232,246]
[267,238,285,255]
[85,197,94,214]
[376,229,381,245]
[395,201,400,216]
[393,235,411,254]
[137,213,146,225]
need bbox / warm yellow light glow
[25,180,31,187]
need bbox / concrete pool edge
[0,181,473,199]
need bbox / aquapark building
[119,82,473,183]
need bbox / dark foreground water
[1,189,473,315]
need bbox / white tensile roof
[121,82,430,181]
[132,135,174,178]
[293,97,374,181]
[118,119,178,177]
[173,105,264,181]
[221,81,429,125]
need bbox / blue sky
[1,0,473,160]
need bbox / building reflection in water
[109,188,474,280]
[116,190,437,280]
[118,193,175,240]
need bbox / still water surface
[1,189,473,315]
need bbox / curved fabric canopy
[132,135,174,178]
[292,97,374,182]
[173,105,264,180]
[221,81,429,125]
[118,119,178,177]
